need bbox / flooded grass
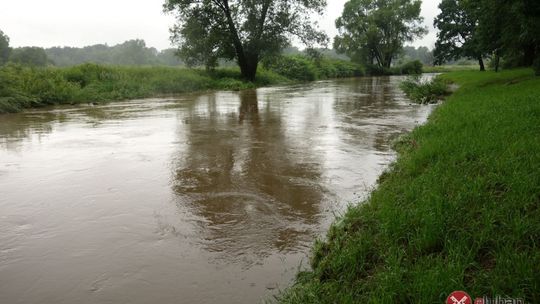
[399,76,451,104]
[278,69,540,303]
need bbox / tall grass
[278,69,540,303]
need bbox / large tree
[433,0,485,71]
[164,0,328,81]
[0,30,10,65]
[476,0,539,70]
[334,0,426,68]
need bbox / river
[0,76,433,304]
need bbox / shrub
[262,55,318,81]
[399,60,423,75]
[400,76,450,104]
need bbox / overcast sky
[0,0,441,50]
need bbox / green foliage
[394,60,423,75]
[0,29,10,65]
[262,55,364,81]
[364,60,423,76]
[435,0,540,70]
[164,0,328,80]
[263,55,319,81]
[433,0,484,68]
[0,64,246,113]
[9,47,50,66]
[279,69,540,303]
[0,62,297,114]
[398,46,434,65]
[45,40,182,67]
[334,0,426,68]
[400,75,450,104]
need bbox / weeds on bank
[400,75,451,104]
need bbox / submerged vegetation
[400,76,451,104]
[279,69,540,303]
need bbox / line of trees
[164,0,430,79]
[46,40,183,66]
[434,0,540,72]
[0,32,184,67]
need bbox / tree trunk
[479,57,485,71]
[238,53,258,81]
[494,50,500,72]
[221,0,258,81]
[523,44,536,66]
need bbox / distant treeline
[0,33,183,67]
[45,40,183,67]
[0,28,436,69]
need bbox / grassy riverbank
[279,69,540,303]
[0,57,367,114]
[0,56,430,114]
[0,64,285,113]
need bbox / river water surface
[0,76,433,304]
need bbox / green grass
[278,69,540,303]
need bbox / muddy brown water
[0,76,434,304]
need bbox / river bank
[278,69,540,303]
[0,57,428,114]
[0,58,365,114]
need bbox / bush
[400,75,450,104]
[262,55,318,81]
[399,60,423,75]
[534,57,540,76]
[366,60,423,76]
[325,59,364,78]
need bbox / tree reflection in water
[170,90,327,263]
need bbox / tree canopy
[334,0,426,68]
[9,47,50,66]
[433,0,486,70]
[0,30,10,65]
[163,0,328,80]
[434,0,540,72]
[45,40,183,67]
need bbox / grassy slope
[279,69,540,303]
